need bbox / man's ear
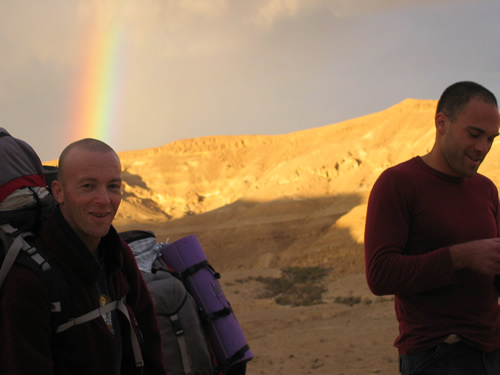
[435,112,448,135]
[52,180,64,204]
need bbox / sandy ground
[220,270,400,375]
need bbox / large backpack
[121,230,253,375]
[120,230,216,375]
[0,129,144,367]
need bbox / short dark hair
[436,81,498,122]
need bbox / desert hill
[112,98,447,274]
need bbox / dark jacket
[0,207,167,374]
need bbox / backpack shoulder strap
[0,225,72,328]
[0,223,49,288]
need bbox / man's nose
[475,137,491,154]
[94,187,111,204]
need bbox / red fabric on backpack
[0,128,47,203]
[0,175,47,203]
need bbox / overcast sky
[1,0,499,162]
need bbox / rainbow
[67,13,126,147]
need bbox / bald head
[57,138,120,184]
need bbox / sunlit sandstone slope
[107,99,500,273]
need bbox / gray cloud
[0,0,496,162]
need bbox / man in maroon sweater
[365,81,500,374]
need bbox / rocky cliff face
[112,98,500,273]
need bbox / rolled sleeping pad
[160,235,253,372]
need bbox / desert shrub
[333,295,395,306]
[253,266,331,306]
[334,295,362,306]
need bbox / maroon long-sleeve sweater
[365,156,500,355]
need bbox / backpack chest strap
[56,297,144,368]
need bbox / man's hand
[451,238,500,275]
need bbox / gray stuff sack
[142,268,215,375]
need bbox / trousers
[399,341,500,375]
